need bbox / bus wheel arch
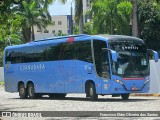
[18,81,28,99]
[85,80,98,101]
[27,81,37,99]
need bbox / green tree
[84,22,93,35]
[90,0,132,35]
[0,0,53,42]
[138,0,160,51]
[14,0,53,42]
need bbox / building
[34,15,72,40]
[34,1,91,40]
[83,0,91,15]
[83,0,91,23]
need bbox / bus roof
[33,34,90,42]
[5,34,144,50]
[95,34,144,43]
[5,34,91,50]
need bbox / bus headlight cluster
[144,79,150,84]
[115,79,123,84]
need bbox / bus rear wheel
[121,94,130,100]
[18,84,27,99]
[28,83,37,99]
[89,83,98,101]
[49,94,55,98]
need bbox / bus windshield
[109,42,149,77]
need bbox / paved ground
[0,85,160,120]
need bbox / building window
[58,30,62,33]
[37,30,42,32]
[44,30,49,33]
[58,21,62,25]
[52,30,55,34]
[58,30,62,35]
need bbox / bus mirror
[111,50,117,62]
[148,49,159,62]
[102,48,117,62]
[153,51,159,62]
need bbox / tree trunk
[79,14,84,34]
[75,0,84,34]
[131,0,138,37]
[22,27,31,43]
[79,0,84,34]
[31,25,35,41]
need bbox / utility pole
[70,1,73,35]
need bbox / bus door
[93,40,111,94]
[100,49,111,94]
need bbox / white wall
[0,67,4,81]
[34,15,69,40]
[149,60,160,93]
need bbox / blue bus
[4,34,158,100]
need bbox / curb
[131,93,160,97]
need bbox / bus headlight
[144,79,150,84]
[115,79,123,84]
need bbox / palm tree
[15,0,52,42]
[75,0,84,34]
[90,0,132,35]
[131,0,138,37]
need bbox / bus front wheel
[28,83,37,99]
[89,83,98,101]
[54,93,67,98]
[121,94,130,100]
[18,84,28,99]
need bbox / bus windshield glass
[109,41,149,77]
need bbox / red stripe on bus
[123,78,145,80]
[67,37,74,43]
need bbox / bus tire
[121,94,129,100]
[28,83,37,99]
[54,93,67,99]
[89,83,98,101]
[36,94,42,99]
[49,94,55,98]
[18,84,27,99]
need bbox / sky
[48,1,75,15]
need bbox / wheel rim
[20,87,24,95]
[29,86,34,97]
[89,87,93,96]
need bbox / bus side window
[62,43,74,60]
[75,41,93,63]
[5,50,11,64]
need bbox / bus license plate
[132,87,138,90]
